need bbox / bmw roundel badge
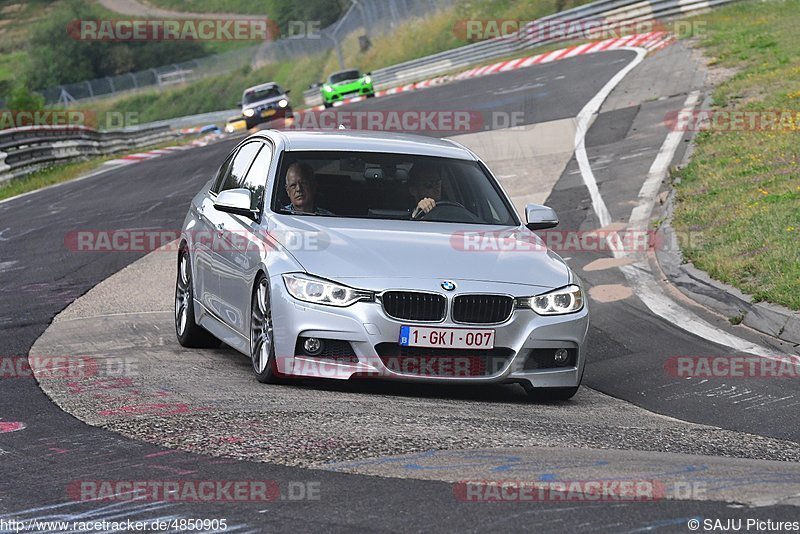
[441,280,456,291]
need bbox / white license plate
[399,326,495,349]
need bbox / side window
[210,152,236,194]
[242,143,273,211]
[220,142,262,193]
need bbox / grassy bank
[84,0,593,123]
[673,0,800,310]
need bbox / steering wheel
[413,200,477,222]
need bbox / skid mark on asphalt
[662,380,798,413]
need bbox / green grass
[84,0,595,122]
[85,53,330,124]
[672,0,800,310]
[319,0,594,76]
[143,0,275,15]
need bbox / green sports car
[320,69,375,108]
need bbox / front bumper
[268,276,588,388]
[322,84,375,103]
[245,106,292,126]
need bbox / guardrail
[303,0,740,105]
[0,125,178,184]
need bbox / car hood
[267,216,571,291]
[331,79,362,88]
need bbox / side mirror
[284,89,291,94]
[525,203,558,230]
[214,188,257,221]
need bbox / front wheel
[175,250,221,348]
[250,275,283,384]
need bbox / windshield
[243,86,282,104]
[271,151,518,226]
[328,70,361,84]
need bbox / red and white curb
[455,31,672,81]
[303,31,674,113]
[103,133,224,167]
[106,31,675,167]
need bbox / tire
[525,386,579,401]
[323,101,332,109]
[175,250,221,348]
[366,92,375,98]
[250,275,284,384]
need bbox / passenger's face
[285,167,316,213]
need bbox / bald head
[285,162,318,213]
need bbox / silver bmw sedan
[175,129,588,400]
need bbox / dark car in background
[240,82,293,129]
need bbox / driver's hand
[413,198,436,217]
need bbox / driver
[284,162,334,215]
[408,161,443,219]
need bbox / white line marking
[574,68,791,360]
[574,46,648,227]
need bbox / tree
[5,85,45,111]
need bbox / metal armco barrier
[0,125,177,184]
[304,0,742,105]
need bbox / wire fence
[37,0,450,106]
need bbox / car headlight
[278,98,288,108]
[516,285,584,315]
[243,108,255,117]
[283,273,373,307]
[322,84,332,92]
[363,75,371,84]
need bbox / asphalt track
[2,45,800,531]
